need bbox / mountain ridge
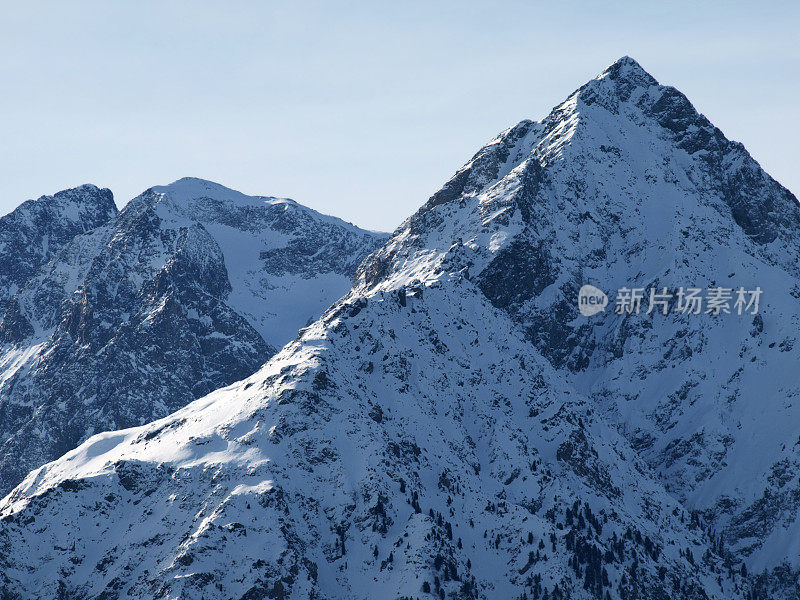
[1,57,788,599]
[0,179,387,496]
[0,251,739,600]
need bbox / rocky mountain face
[2,57,792,600]
[0,178,386,496]
[0,233,740,600]
[0,185,118,312]
[362,57,800,597]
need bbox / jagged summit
[5,183,114,220]
[596,56,658,86]
[33,183,114,208]
[382,58,670,243]
[0,184,117,307]
[361,54,798,293]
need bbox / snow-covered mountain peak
[140,176,368,239]
[590,55,658,92]
[35,183,115,209]
[0,184,118,310]
[1,183,115,229]
[2,60,798,599]
[358,56,799,303]
[355,57,800,596]
[599,55,653,78]
[149,176,287,206]
[0,180,386,497]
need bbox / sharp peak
[596,56,658,85]
[548,56,660,111]
[532,56,665,126]
[393,56,717,247]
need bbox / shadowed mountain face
[0,178,387,495]
[0,58,797,599]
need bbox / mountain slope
[0,178,386,495]
[0,264,738,600]
[361,57,800,595]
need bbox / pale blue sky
[1,1,797,231]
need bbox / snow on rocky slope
[0,178,386,496]
[0,59,773,599]
[0,248,739,600]
[0,184,118,312]
[362,57,800,597]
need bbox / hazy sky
[1,1,798,231]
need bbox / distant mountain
[4,58,792,599]
[0,184,117,312]
[0,177,386,495]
